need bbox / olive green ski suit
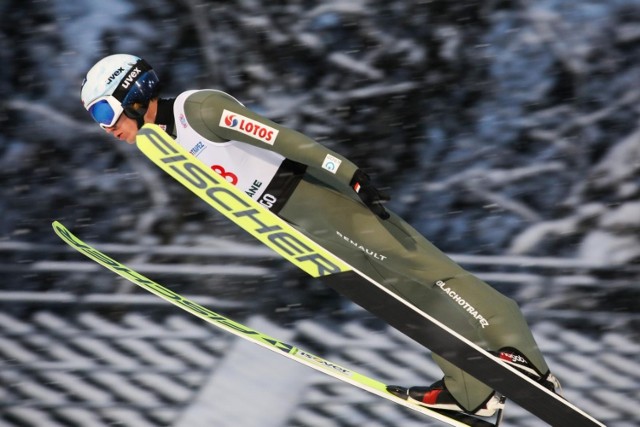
[163,89,550,413]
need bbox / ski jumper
[160,89,550,412]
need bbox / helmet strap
[124,102,148,129]
[135,115,145,130]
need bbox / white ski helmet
[81,54,160,128]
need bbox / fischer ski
[128,124,605,427]
[52,221,496,427]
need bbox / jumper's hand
[350,169,390,220]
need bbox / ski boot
[388,379,506,417]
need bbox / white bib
[173,90,285,204]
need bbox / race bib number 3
[219,109,279,145]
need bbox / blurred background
[1,0,639,426]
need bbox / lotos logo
[224,114,239,127]
[219,109,279,145]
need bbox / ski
[130,123,604,427]
[52,221,495,427]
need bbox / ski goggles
[86,95,125,129]
[85,68,158,129]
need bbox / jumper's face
[104,113,138,144]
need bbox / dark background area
[3,0,639,316]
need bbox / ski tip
[52,220,64,233]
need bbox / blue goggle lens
[88,99,117,126]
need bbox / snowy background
[1,0,639,426]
